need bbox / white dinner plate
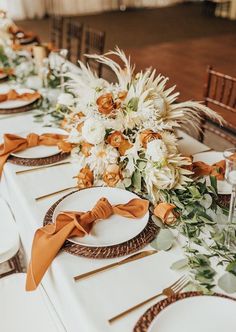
[0,87,39,109]
[53,187,149,247]
[193,151,231,195]
[10,127,66,159]
[148,295,236,332]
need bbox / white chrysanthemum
[86,144,119,177]
[82,118,105,145]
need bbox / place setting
[0,127,71,172]
[0,85,41,114]
[0,4,236,332]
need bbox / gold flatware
[74,250,158,282]
[16,161,71,175]
[108,275,189,324]
[35,185,77,201]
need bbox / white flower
[146,139,168,162]
[87,144,119,177]
[82,118,105,145]
[57,93,74,106]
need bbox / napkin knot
[90,197,113,220]
[27,133,40,147]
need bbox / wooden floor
[17,2,236,142]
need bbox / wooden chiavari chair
[51,15,64,49]
[84,27,106,77]
[200,66,236,145]
[203,0,231,16]
[66,20,83,64]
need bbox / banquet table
[0,106,213,332]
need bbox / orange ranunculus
[76,167,94,189]
[107,131,132,156]
[81,142,93,157]
[154,203,177,225]
[140,130,162,148]
[96,93,115,115]
[103,164,123,187]
[57,141,74,153]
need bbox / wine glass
[223,148,236,249]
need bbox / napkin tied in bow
[0,89,40,103]
[0,133,68,176]
[26,197,149,291]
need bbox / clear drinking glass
[223,148,236,249]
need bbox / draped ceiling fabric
[1,0,235,19]
[0,0,47,19]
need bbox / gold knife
[73,250,158,282]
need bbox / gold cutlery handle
[108,292,163,324]
[16,161,71,174]
[74,261,119,281]
[35,186,77,201]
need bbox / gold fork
[108,275,189,324]
[35,185,77,201]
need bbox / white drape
[1,0,184,18]
[2,0,234,20]
[0,0,47,19]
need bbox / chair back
[84,27,106,77]
[51,15,64,49]
[202,66,236,144]
[66,20,83,64]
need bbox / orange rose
[154,203,177,225]
[80,142,93,157]
[96,93,115,115]
[140,130,162,148]
[76,167,94,189]
[107,131,132,156]
[103,165,123,187]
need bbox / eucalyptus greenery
[151,176,236,294]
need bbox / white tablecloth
[0,109,212,332]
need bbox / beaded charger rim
[0,97,41,114]
[8,152,70,167]
[43,189,159,259]
[133,291,236,332]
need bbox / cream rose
[57,93,74,106]
[82,118,105,145]
[146,139,168,162]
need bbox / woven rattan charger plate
[43,189,159,259]
[8,152,70,167]
[134,291,236,332]
[0,97,41,115]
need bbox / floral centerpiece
[60,48,221,204]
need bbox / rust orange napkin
[191,160,226,180]
[0,89,40,103]
[26,197,149,291]
[0,133,68,176]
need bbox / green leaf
[127,97,139,112]
[151,229,175,251]
[188,186,201,199]
[210,176,217,193]
[132,169,142,191]
[218,272,236,293]
[226,261,236,276]
[200,194,213,209]
[171,258,189,271]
